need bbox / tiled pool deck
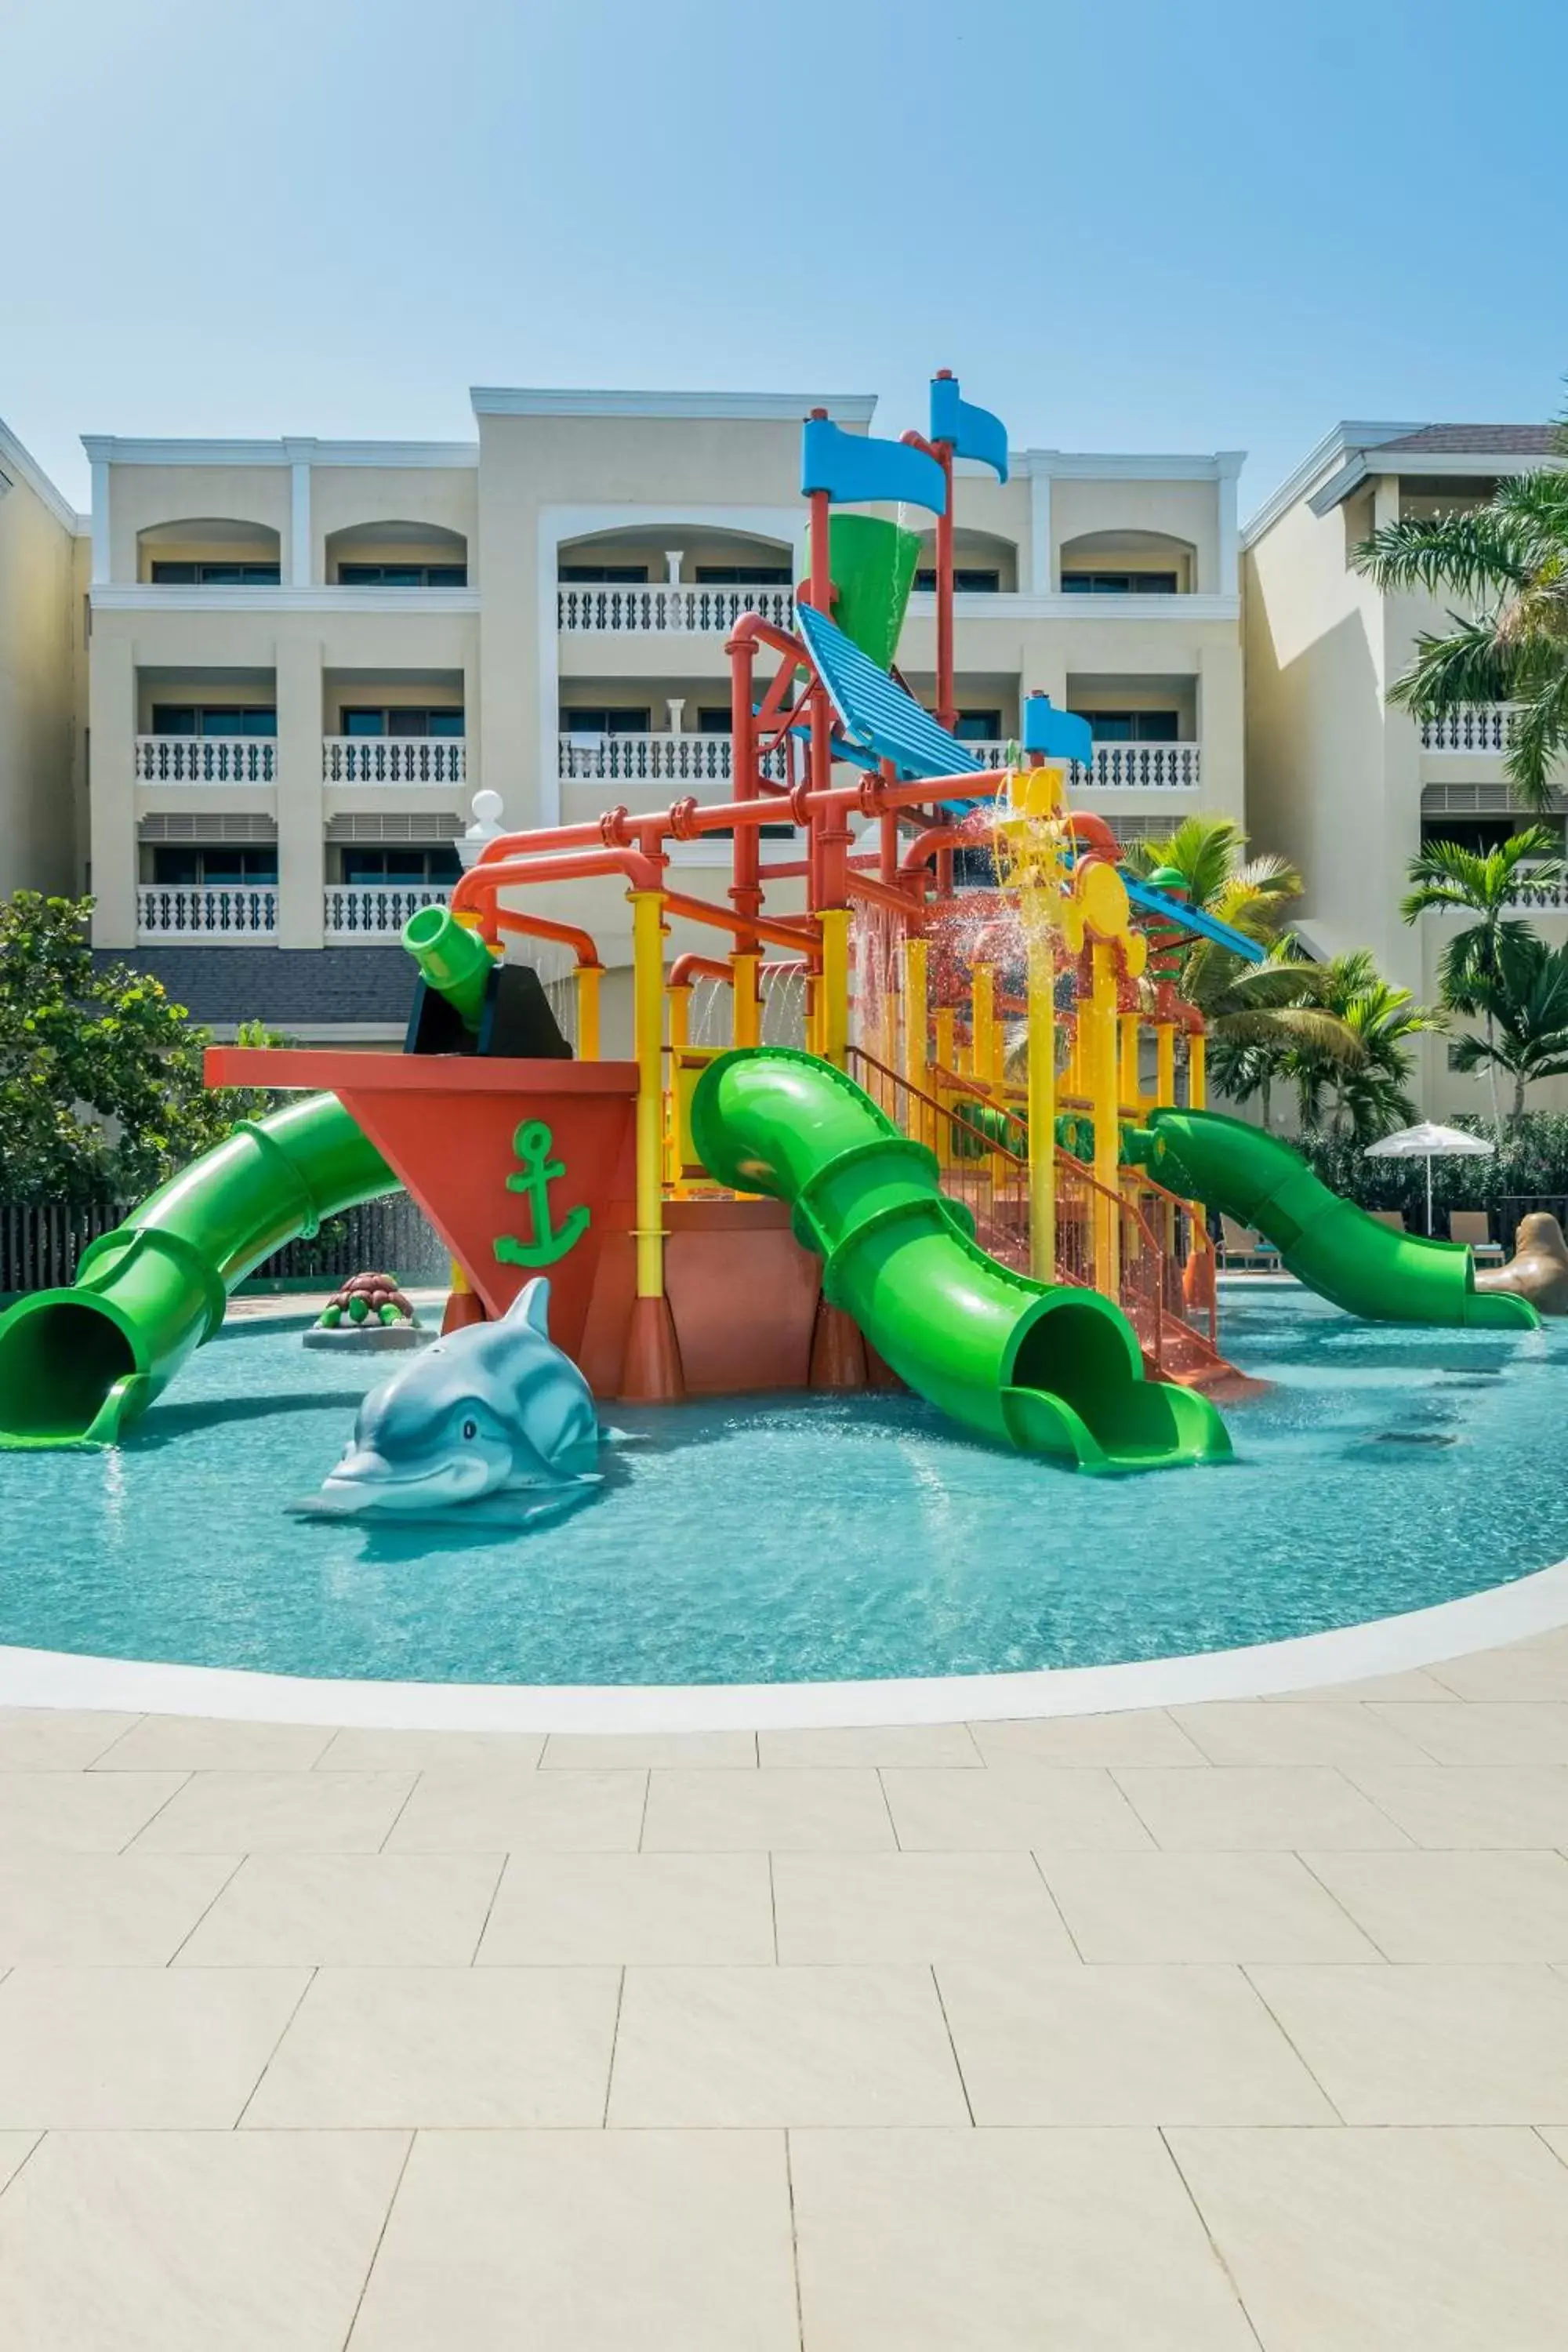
[4,1643,1568,2344]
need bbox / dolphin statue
[314,1276,601,1517]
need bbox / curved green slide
[0,1094,395,1448]
[1145,1105,1538,1331]
[691,1047,1230,1474]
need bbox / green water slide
[1144,1105,1538,1331]
[0,1095,395,1448]
[691,1048,1230,1474]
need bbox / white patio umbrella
[1363,1122,1495,1238]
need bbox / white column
[1374,474,1400,532]
[274,634,325,949]
[666,697,684,735]
[1216,452,1243,596]
[1029,465,1053,593]
[664,549,684,583]
[88,633,137,942]
[289,463,311,586]
[89,458,111,584]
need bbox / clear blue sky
[6,0,1564,517]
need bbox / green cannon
[402,903,497,1033]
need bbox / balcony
[970,742,1201,790]
[323,738,466,786]
[1420,707,1512,754]
[135,736,277,785]
[136,885,278,941]
[557,732,788,786]
[557,583,795,635]
[324,884,451,940]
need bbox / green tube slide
[691,1048,1231,1474]
[0,1094,395,1448]
[1145,1105,1539,1331]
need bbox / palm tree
[1400,828,1566,1130]
[1351,451,1568,811]
[1450,932,1568,1123]
[1287,949,1443,1143]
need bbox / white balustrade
[969,741,1201,789]
[136,885,278,939]
[322,738,466,785]
[1507,873,1568,910]
[557,731,788,785]
[557,582,796,634]
[1420,706,1512,753]
[135,735,276,784]
[324,884,452,939]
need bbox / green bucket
[804,513,922,670]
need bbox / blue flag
[801,416,947,514]
[929,376,1008,481]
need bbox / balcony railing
[136,885,278,940]
[969,741,1201,789]
[323,738,466,785]
[135,735,277,785]
[324,884,452,939]
[1420,707,1512,754]
[557,582,795,634]
[557,731,789,786]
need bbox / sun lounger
[1367,1209,1406,1232]
[1448,1210,1504,1261]
[1218,1214,1281,1269]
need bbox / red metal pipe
[669,952,732,989]
[452,843,662,918]
[661,889,818,953]
[848,870,921,918]
[492,909,601,967]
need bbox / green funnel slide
[1145,1105,1539,1330]
[691,1048,1230,1474]
[0,1094,396,1447]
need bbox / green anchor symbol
[493,1120,591,1269]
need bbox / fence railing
[324,884,450,939]
[322,737,466,785]
[557,582,796,634]
[967,741,1202,790]
[1420,706,1512,754]
[557,731,789,785]
[0,1194,447,1296]
[135,735,277,784]
[137,885,278,939]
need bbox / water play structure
[0,372,1538,1473]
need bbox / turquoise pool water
[1,1286,1564,1686]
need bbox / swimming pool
[1,1286,1563,1689]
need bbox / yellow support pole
[971,964,997,1083]
[1087,942,1121,1298]
[628,889,667,1302]
[902,936,929,1103]
[1189,1029,1207,1111]
[933,1006,956,1167]
[819,908,851,1069]
[1119,1014,1141,1110]
[575,964,602,1062]
[1155,1022,1176,1108]
[666,982,691,1196]
[1025,911,1056,1283]
[730,952,760,1048]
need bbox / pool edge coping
[3,1556,1567,1730]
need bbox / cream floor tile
[1170,2125,1568,2352]
[1169,1700,1431,1767]
[1345,1764,1568,1847]
[93,1715,336,1771]
[1428,1639,1568,1702]
[316,1727,545,1771]
[757,1724,979,1767]
[176,1853,504,1965]
[1116,1766,1409,1849]
[1369,1700,1568,1764]
[772,1851,1074,1964]
[0,1708,141,1769]
[0,2132,39,2193]
[1267,1669,1461,1701]
[936,1959,1336,2125]
[641,1767,893,1852]
[0,2128,408,2352]
[881,1765,1150,1852]
[477,1852,773,1964]
[350,2129,797,2352]
[0,1966,308,2128]
[1040,1850,1378,1962]
[608,1964,968,2126]
[131,1771,415,1853]
[542,1730,757,1769]
[1540,2125,1568,2165]
[968,1710,1206,1768]
[1302,1850,1568,1961]
[1250,1962,1568,2123]
[0,1772,187,1854]
[385,1769,645,1853]
[0,1853,238,1965]
[792,2127,1256,2352]
[244,1965,620,2128]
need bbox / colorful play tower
[0,374,1537,1468]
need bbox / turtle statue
[303,1271,433,1352]
[1475,1212,1568,1316]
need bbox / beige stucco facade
[1243,422,1567,1118]
[0,423,85,898]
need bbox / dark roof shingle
[1379,424,1560,456]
